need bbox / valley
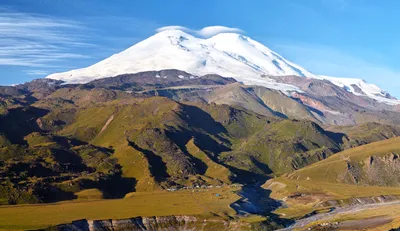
[2,73,400,230]
[1,29,400,230]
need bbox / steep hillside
[220,120,340,176]
[327,122,400,149]
[286,137,400,186]
[207,83,316,121]
[134,81,317,121]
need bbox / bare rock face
[36,118,45,130]
[269,75,400,125]
[350,84,366,95]
[291,92,332,112]
[43,215,250,231]
[339,152,400,187]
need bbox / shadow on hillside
[167,129,231,154]
[128,140,170,182]
[99,174,137,199]
[52,149,87,171]
[325,130,346,146]
[250,156,273,175]
[166,129,232,175]
[187,153,209,175]
[0,107,49,144]
[307,105,324,117]
[35,185,78,203]
[178,104,230,139]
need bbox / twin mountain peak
[45,29,398,105]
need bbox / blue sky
[1,0,400,97]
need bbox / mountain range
[2,75,400,205]
[2,29,400,230]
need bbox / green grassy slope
[326,122,400,149]
[287,137,400,184]
[220,119,341,176]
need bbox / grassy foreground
[0,187,240,230]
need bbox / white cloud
[198,26,244,37]
[0,8,93,72]
[156,25,187,32]
[0,7,162,81]
[156,25,244,38]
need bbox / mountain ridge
[4,69,400,126]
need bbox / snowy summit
[46,29,399,105]
[46,29,315,83]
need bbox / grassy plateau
[0,187,240,230]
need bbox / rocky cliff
[41,215,252,231]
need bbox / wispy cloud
[156,25,244,38]
[0,8,93,75]
[274,42,400,94]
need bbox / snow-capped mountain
[46,30,314,92]
[319,76,398,105]
[46,29,399,105]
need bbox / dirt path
[277,200,400,230]
[98,115,114,135]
